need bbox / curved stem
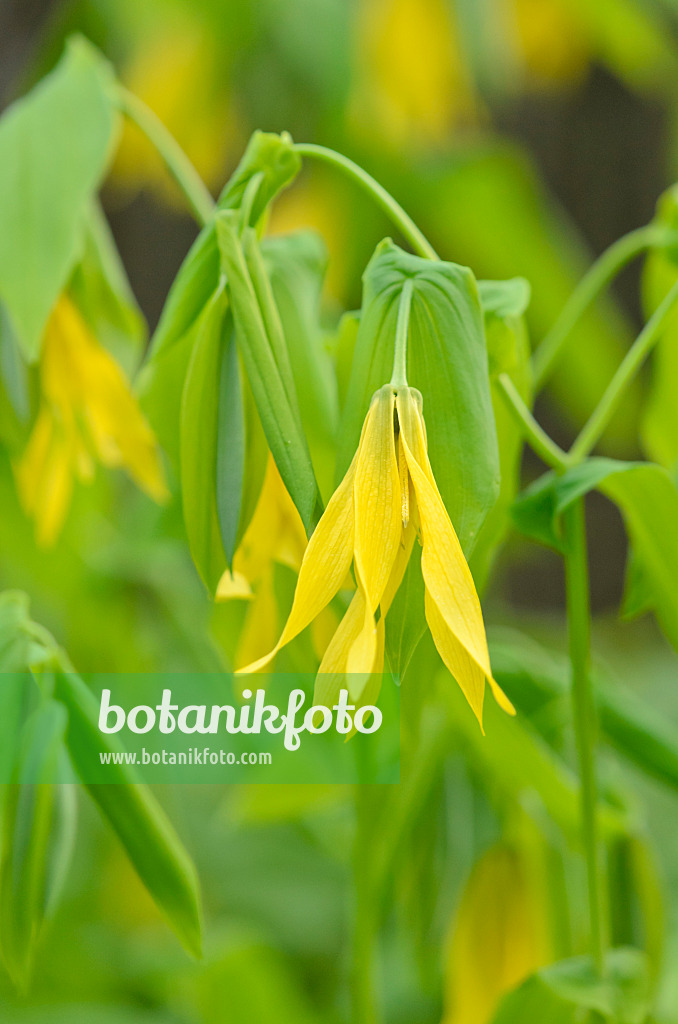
[496,374,570,471]
[563,501,606,975]
[390,280,414,386]
[115,86,216,228]
[533,226,677,389]
[293,143,438,261]
[569,279,678,463]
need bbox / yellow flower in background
[16,295,168,546]
[216,458,310,669]
[513,0,588,86]
[112,18,240,200]
[237,384,514,728]
[349,0,480,149]
[443,843,550,1024]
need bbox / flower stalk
[532,224,678,389]
[563,500,606,976]
[115,85,216,227]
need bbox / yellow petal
[15,408,75,547]
[349,387,402,676]
[216,570,254,601]
[314,590,386,708]
[397,390,514,722]
[236,456,357,674]
[48,295,169,503]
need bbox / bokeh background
[2,1,678,1021]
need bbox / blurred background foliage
[3,0,678,1021]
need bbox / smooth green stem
[563,501,606,976]
[569,279,678,463]
[239,171,265,231]
[293,143,438,261]
[533,225,677,389]
[496,373,570,471]
[390,280,414,386]
[115,86,216,227]
[352,787,380,1024]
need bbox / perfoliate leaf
[216,213,318,532]
[471,278,533,589]
[0,37,118,360]
[338,238,500,554]
[180,288,229,592]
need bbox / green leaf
[493,948,650,1024]
[472,278,533,589]
[641,185,678,472]
[262,230,338,495]
[53,670,203,958]
[384,544,426,680]
[138,131,302,463]
[216,213,318,531]
[68,200,146,374]
[0,303,31,430]
[0,37,118,360]
[148,130,302,362]
[0,592,32,672]
[338,238,499,553]
[491,627,678,796]
[0,701,67,989]
[512,458,633,553]
[180,288,229,592]
[445,672,624,844]
[215,329,268,568]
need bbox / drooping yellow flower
[237,384,514,728]
[443,842,550,1024]
[16,294,168,546]
[349,0,480,149]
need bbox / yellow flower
[237,384,514,728]
[16,294,168,546]
[216,457,311,669]
[443,842,550,1024]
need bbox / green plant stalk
[563,500,606,976]
[569,279,678,462]
[496,373,570,471]
[533,225,676,389]
[352,786,381,1024]
[390,279,414,387]
[115,86,216,227]
[293,143,438,261]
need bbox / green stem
[563,500,606,975]
[293,143,438,261]
[569,279,678,463]
[496,373,570,471]
[390,280,414,386]
[352,787,380,1024]
[115,86,216,227]
[533,225,677,389]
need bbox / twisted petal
[349,387,402,676]
[396,390,514,723]
[236,456,357,673]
